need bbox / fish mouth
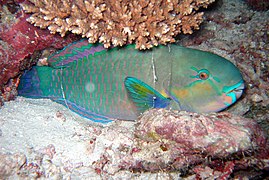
[222,80,244,105]
[231,82,244,99]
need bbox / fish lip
[225,80,245,99]
[232,83,244,99]
[223,80,244,92]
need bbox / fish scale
[18,40,244,123]
[54,45,151,120]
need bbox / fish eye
[190,67,211,80]
[199,72,209,80]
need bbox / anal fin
[54,98,113,124]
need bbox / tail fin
[18,66,48,98]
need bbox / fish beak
[232,82,244,99]
[222,80,244,106]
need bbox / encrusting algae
[21,0,215,49]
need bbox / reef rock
[117,109,268,178]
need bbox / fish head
[169,48,244,113]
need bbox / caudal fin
[18,67,44,98]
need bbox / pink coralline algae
[0,3,78,105]
[114,109,268,177]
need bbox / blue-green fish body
[18,40,244,123]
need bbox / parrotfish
[18,40,244,123]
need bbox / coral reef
[0,2,78,105]
[0,0,269,178]
[21,0,215,49]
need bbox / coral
[0,2,78,105]
[246,0,269,11]
[21,0,215,49]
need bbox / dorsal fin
[48,39,107,68]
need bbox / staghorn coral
[21,0,215,49]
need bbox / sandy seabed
[1,97,182,179]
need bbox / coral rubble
[21,0,215,49]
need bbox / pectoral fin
[124,77,171,113]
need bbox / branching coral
[21,0,215,49]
